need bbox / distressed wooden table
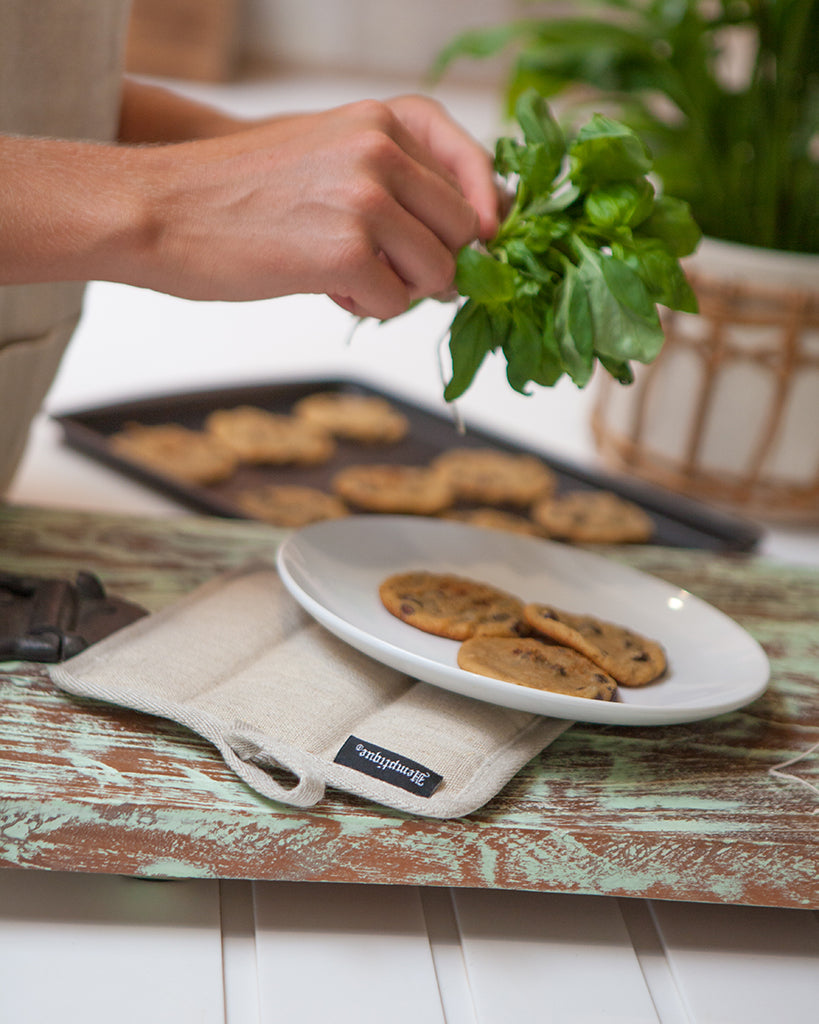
[1,504,816,908]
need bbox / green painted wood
[1,504,816,907]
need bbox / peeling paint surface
[1,505,816,907]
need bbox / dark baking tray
[54,376,762,552]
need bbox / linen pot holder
[50,564,573,818]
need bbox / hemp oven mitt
[50,564,572,818]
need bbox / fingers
[386,95,501,240]
[334,100,488,316]
[329,247,412,321]
[313,104,478,318]
[373,202,457,304]
[385,137,481,254]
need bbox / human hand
[127,96,499,318]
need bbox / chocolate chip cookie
[458,636,618,700]
[236,484,348,528]
[530,490,653,543]
[441,507,544,537]
[110,423,238,485]
[205,406,335,465]
[379,571,524,640]
[523,603,666,687]
[293,391,409,443]
[431,447,556,507]
[332,464,454,514]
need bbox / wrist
[0,135,165,291]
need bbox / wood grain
[1,505,816,907]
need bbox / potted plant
[436,1,819,520]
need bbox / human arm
[0,87,499,319]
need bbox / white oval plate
[276,516,769,726]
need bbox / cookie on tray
[523,603,666,687]
[235,484,348,528]
[109,422,238,485]
[205,406,335,465]
[431,447,556,506]
[379,571,524,641]
[441,507,543,537]
[332,464,454,515]
[457,636,618,701]
[293,391,409,443]
[530,490,653,544]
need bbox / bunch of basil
[443,89,701,402]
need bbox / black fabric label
[333,736,443,798]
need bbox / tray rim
[52,374,764,553]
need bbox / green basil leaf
[515,89,561,146]
[529,183,581,216]
[444,300,497,402]
[622,239,698,313]
[569,114,652,188]
[494,136,523,178]
[517,141,562,194]
[503,301,563,393]
[431,96,700,404]
[521,211,572,251]
[584,178,655,229]
[454,246,517,304]
[600,254,659,322]
[577,246,665,363]
[598,354,634,385]
[504,239,554,285]
[486,303,514,350]
[640,195,702,257]
[513,88,565,181]
[554,263,595,387]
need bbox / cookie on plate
[523,603,666,687]
[431,447,556,506]
[293,391,409,443]
[457,636,618,701]
[235,484,348,528]
[110,422,237,485]
[205,406,335,465]
[379,571,524,641]
[441,507,543,537]
[332,464,454,514]
[530,490,653,544]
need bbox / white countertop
[3,72,818,1023]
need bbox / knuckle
[354,128,400,172]
[351,98,396,134]
[346,176,392,220]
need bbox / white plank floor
[1,871,817,1023]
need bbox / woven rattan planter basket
[591,239,819,523]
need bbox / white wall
[241,0,524,81]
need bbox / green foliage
[434,0,819,254]
[441,90,700,402]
